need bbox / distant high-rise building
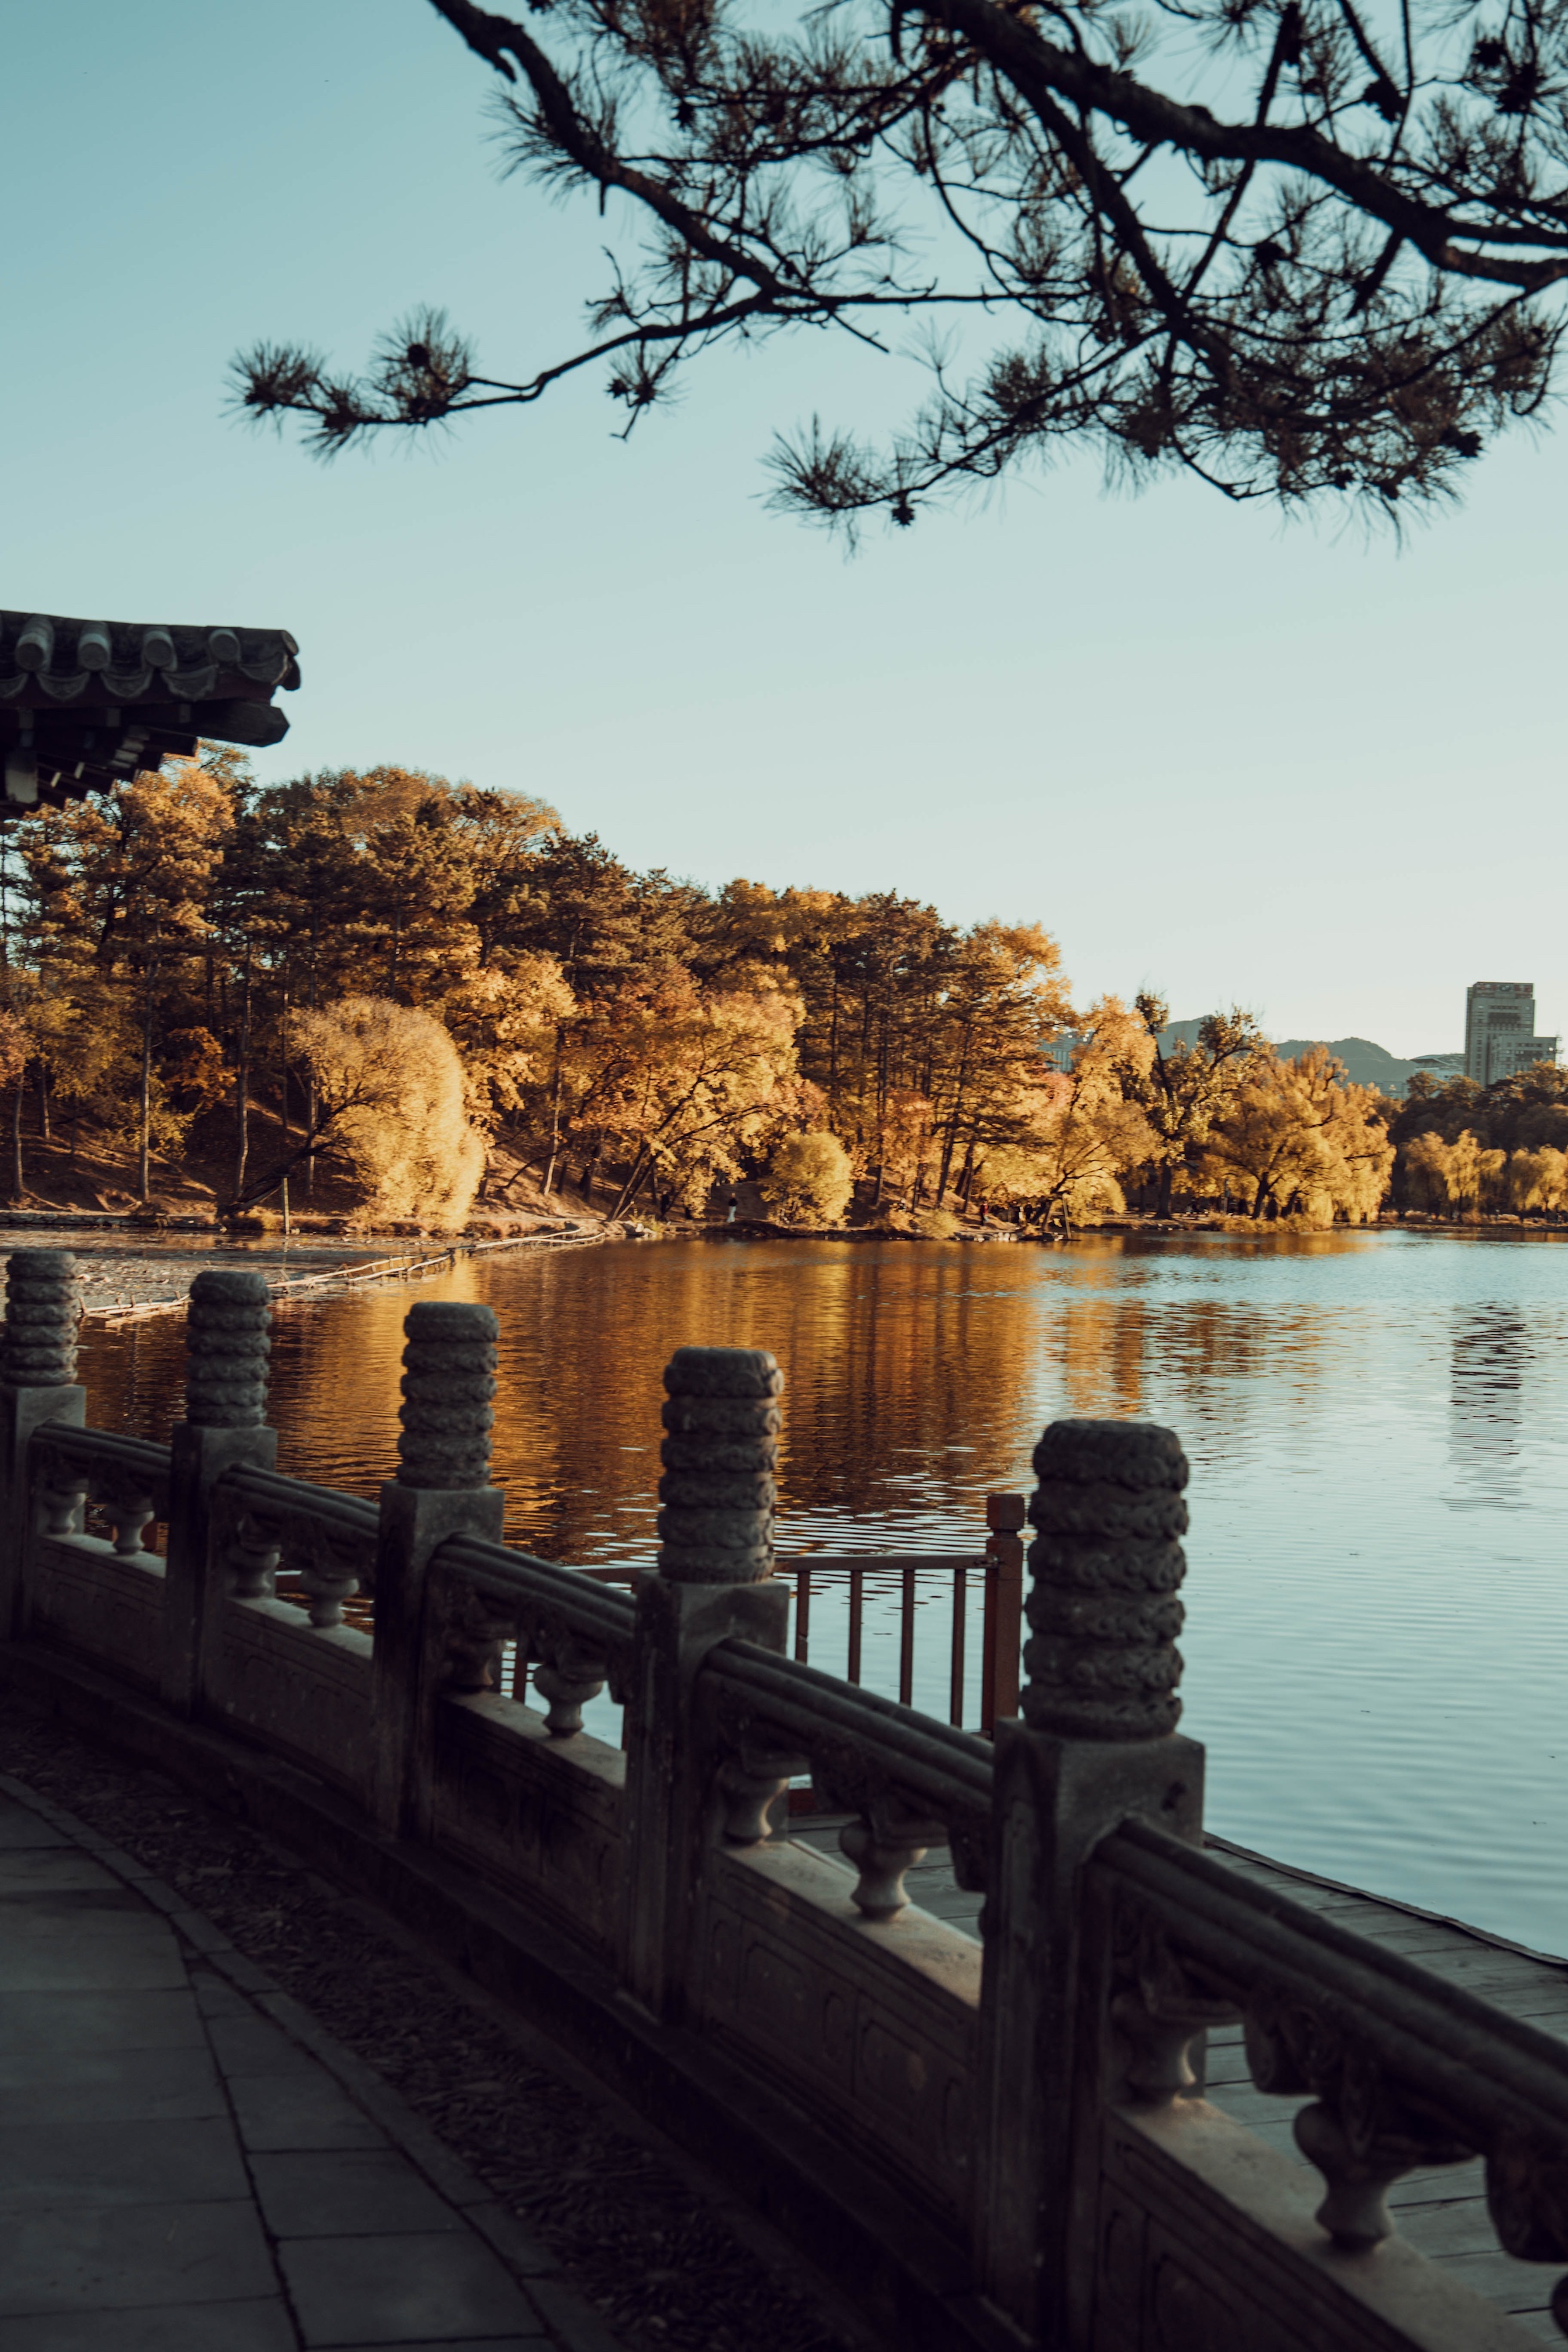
[1464,982,1561,1087]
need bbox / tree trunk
[935,1029,973,1203]
[10,1081,23,1202]
[306,907,320,1200]
[609,1146,651,1220]
[543,1035,564,1196]
[233,962,252,1203]
[137,978,153,1203]
[1156,1160,1174,1216]
[36,1063,49,1148]
[279,988,290,1139]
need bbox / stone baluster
[297,1528,361,1631]
[169,1269,279,1716]
[837,1802,945,1919]
[38,1455,89,1542]
[103,1474,157,1560]
[533,1637,611,1736]
[0,1250,85,1637]
[1240,1969,1472,2251]
[975,1417,1205,2347]
[621,1346,791,2019]
[228,1501,281,1600]
[371,1301,504,1837]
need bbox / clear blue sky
[6,1,1563,1058]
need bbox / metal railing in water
[546,1492,1026,1734]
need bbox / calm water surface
[77,1231,1568,1956]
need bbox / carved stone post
[0,1250,85,1637]
[169,1269,278,1715]
[975,1418,1204,2346]
[621,1345,790,2020]
[369,1301,504,1837]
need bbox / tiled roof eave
[0,604,302,816]
[0,660,294,704]
[0,610,301,704]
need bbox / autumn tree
[1202,1046,1394,1221]
[977,996,1156,1230]
[1128,996,1262,1212]
[559,971,800,1214]
[0,1007,29,1201]
[237,0,1568,528]
[927,923,1073,1206]
[1505,1145,1568,1214]
[292,997,485,1227]
[1400,1127,1505,1215]
[761,1130,855,1225]
[16,752,235,1198]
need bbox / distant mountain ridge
[1157,1018,1447,1097]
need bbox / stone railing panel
[1087,1817,1568,2345]
[203,1464,379,1798]
[695,1831,983,2230]
[23,1425,172,1692]
[690,1636,989,2225]
[418,1534,636,1956]
[704,1641,993,1908]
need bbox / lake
[74,1229,1568,1958]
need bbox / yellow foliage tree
[1401,1129,1506,1217]
[439,953,575,1134]
[761,1130,854,1225]
[1506,1146,1568,1213]
[1504,1147,1567,1213]
[1202,1047,1394,1224]
[561,974,800,1216]
[293,996,485,1227]
[976,999,1157,1229]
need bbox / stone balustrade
[0,1244,1563,2350]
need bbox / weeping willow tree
[235,0,1568,528]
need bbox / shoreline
[0,1218,613,1323]
[1,1206,1560,1325]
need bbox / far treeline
[0,753,1563,1232]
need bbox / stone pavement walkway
[0,1780,619,2352]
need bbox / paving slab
[0,1987,205,2059]
[0,1798,67,1850]
[0,1922,186,1994]
[0,2299,299,2350]
[250,2149,468,2239]
[0,2197,278,2315]
[0,1853,123,1895]
[0,2042,225,2126]
[204,2009,323,2078]
[0,2115,250,2212]
[226,2064,391,2153]
[279,2231,546,2347]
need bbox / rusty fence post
[975,1420,1204,2347]
[980,1490,1026,1733]
[169,1269,278,1717]
[620,1345,789,2020]
[369,1301,504,1837]
[0,1250,85,1638]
